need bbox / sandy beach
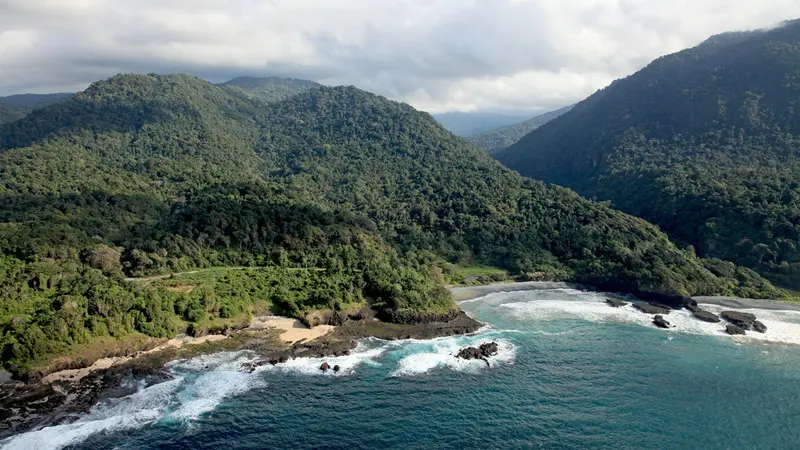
[694,296,800,312]
[451,281,800,312]
[248,316,336,343]
[451,281,584,302]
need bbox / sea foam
[1,377,184,450]
[495,294,800,346]
[388,335,516,377]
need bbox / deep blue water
[5,288,800,449]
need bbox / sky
[0,1,798,114]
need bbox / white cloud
[0,0,797,113]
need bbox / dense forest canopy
[0,93,74,125]
[0,73,784,373]
[498,19,800,289]
[220,76,322,104]
[468,105,574,154]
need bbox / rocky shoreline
[0,306,482,440]
[4,282,794,440]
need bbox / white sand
[248,316,336,343]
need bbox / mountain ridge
[497,19,800,288]
[0,73,782,374]
[468,105,574,154]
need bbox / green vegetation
[0,105,25,125]
[438,264,511,285]
[468,105,573,154]
[0,93,74,125]
[0,73,785,374]
[498,20,800,289]
[220,76,321,103]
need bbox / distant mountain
[0,73,779,373]
[0,92,73,124]
[432,112,531,137]
[469,105,574,154]
[497,19,800,288]
[220,76,321,103]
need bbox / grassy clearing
[32,332,160,373]
[440,263,511,286]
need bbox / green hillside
[469,105,573,154]
[0,105,25,125]
[498,19,800,289]
[0,93,74,125]
[0,73,781,373]
[220,76,321,103]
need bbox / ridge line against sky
[1,0,798,114]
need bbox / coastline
[0,306,482,440]
[5,282,799,441]
[39,316,339,385]
[693,296,800,312]
[22,284,800,385]
[451,281,800,313]
[451,281,585,302]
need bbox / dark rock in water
[692,309,720,323]
[457,347,482,360]
[721,311,756,330]
[606,298,628,308]
[629,289,694,309]
[333,365,341,373]
[319,362,330,373]
[686,304,700,313]
[241,361,265,373]
[652,315,671,329]
[456,342,499,367]
[726,324,746,336]
[479,342,499,357]
[753,320,767,333]
[633,302,671,315]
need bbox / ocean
[4,287,800,449]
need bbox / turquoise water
[5,288,800,449]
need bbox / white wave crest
[1,377,183,450]
[389,337,516,377]
[257,342,387,376]
[497,297,800,346]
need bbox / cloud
[0,0,798,113]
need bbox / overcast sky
[1,0,798,113]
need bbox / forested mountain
[220,76,321,103]
[0,74,782,373]
[498,19,800,289]
[0,93,74,125]
[432,111,531,137]
[0,105,25,125]
[469,105,574,154]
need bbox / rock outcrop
[726,324,746,336]
[319,362,331,373]
[633,302,671,315]
[606,298,628,308]
[652,315,671,329]
[753,320,767,333]
[721,311,756,330]
[691,310,720,323]
[456,342,500,367]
